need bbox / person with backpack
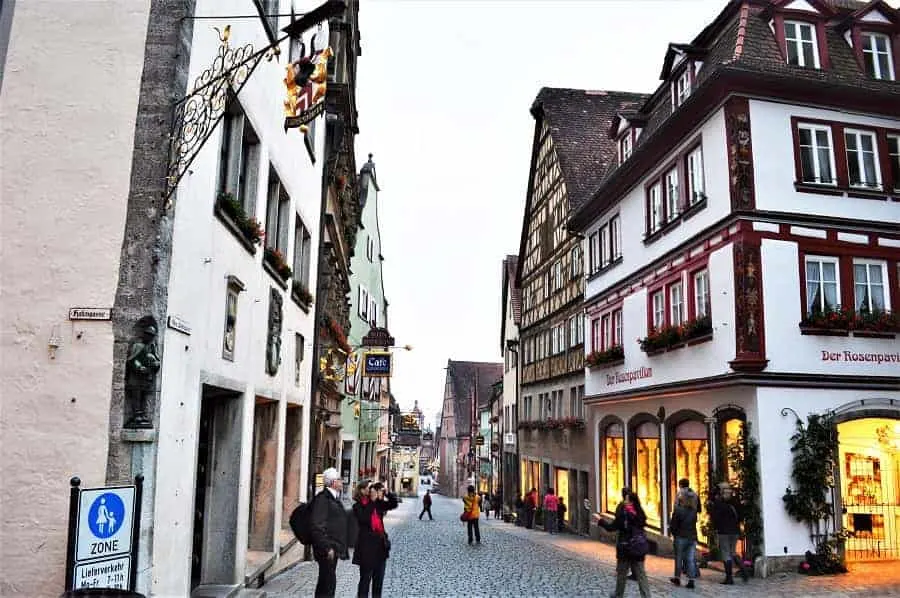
[419,489,433,520]
[669,489,699,589]
[461,485,482,544]
[352,480,398,598]
[309,468,351,598]
[709,482,748,585]
[594,488,651,598]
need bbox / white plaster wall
[585,108,730,301]
[761,238,900,376]
[0,3,150,596]
[150,1,324,594]
[585,243,737,398]
[502,286,519,450]
[755,387,900,558]
[749,99,900,223]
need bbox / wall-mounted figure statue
[125,316,160,428]
[266,287,283,375]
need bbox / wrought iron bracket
[780,407,802,424]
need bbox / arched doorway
[837,416,900,562]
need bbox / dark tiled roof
[446,360,503,437]
[531,88,649,212]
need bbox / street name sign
[68,308,112,321]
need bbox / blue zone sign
[363,352,392,377]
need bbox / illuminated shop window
[604,423,625,514]
[674,419,709,544]
[632,421,662,529]
[723,418,744,485]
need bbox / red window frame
[797,246,900,316]
[848,22,900,81]
[771,11,831,69]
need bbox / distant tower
[412,400,425,430]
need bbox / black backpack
[289,501,314,545]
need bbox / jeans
[674,536,697,579]
[419,506,432,520]
[525,507,535,529]
[718,533,739,564]
[357,559,386,598]
[467,518,481,543]
[314,556,338,597]
[614,559,650,598]
[544,510,557,534]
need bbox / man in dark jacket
[709,482,748,585]
[310,468,351,597]
[525,488,538,529]
[669,490,699,588]
[419,489,433,520]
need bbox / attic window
[673,69,692,107]
[784,21,820,68]
[619,133,633,163]
[862,32,895,80]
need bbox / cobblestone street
[262,492,900,598]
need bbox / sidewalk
[480,516,900,597]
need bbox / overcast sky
[352,0,741,426]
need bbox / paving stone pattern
[262,492,900,597]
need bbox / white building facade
[500,255,521,504]
[569,0,900,575]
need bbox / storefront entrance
[838,417,900,562]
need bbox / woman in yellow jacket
[462,485,482,545]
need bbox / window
[694,269,710,318]
[619,134,632,163]
[613,309,623,347]
[784,21,819,68]
[600,225,610,268]
[797,123,835,184]
[649,182,664,233]
[569,317,578,348]
[669,281,684,327]
[686,146,704,205]
[889,136,900,192]
[665,168,679,221]
[845,129,881,189]
[553,261,563,291]
[601,313,612,350]
[569,388,577,419]
[218,97,260,214]
[805,256,840,314]
[609,215,621,261]
[602,423,625,514]
[651,290,665,329]
[591,317,602,352]
[588,232,600,275]
[674,69,691,107]
[293,217,312,289]
[294,333,305,386]
[862,32,895,81]
[366,236,375,261]
[358,286,369,319]
[853,259,889,312]
[265,168,290,254]
[370,298,378,327]
[577,313,584,345]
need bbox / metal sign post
[64,475,143,592]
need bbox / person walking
[352,481,398,598]
[557,497,567,533]
[419,489,433,521]
[669,490,699,589]
[709,482,748,584]
[493,491,503,520]
[678,477,701,512]
[309,468,351,598]
[514,493,525,526]
[462,485,482,544]
[594,488,651,598]
[543,487,559,534]
[525,487,538,529]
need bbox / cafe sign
[363,351,392,377]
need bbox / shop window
[603,422,625,514]
[672,419,709,544]
[722,418,745,486]
[632,420,662,529]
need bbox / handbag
[621,529,649,559]
[459,512,470,522]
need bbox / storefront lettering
[606,367,653,386]
[821,350,900,365]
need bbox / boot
[720,561,734,585]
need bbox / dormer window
[862,32,895,80]
[619,134,633,163]
[674,69,691,107]
[785,21,820,68]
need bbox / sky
[352,0,736,427]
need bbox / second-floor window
[293,217,312,290]
[889,136,900,193]
[862,32,895,81]
[609,215,622,262]
[594,308,623,351]
[854,259,888,312]
[669,281,685,327]
[694,269,710,318]
[785,21,819,68]
[652,290,665,329]
[570,246,581,280]
[218,97,260,214]
[265,168,290,255]
[665,168,679,222]
[797,123,835,185]
[845,129,881,189]
[649,182,664,233]
[805,255,839,314]
[686,146,704,205]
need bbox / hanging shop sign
[363,351,392,377]
[65,477,142,592]
[283,43,332,132]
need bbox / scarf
[361,497,385,536]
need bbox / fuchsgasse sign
[65,477,143,592]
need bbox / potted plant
[585,345,624,367]
[681,314,713,341]
[799,305,854,333]
[638,325,681,354]
[854,309,899,333]
[292,280,313,306]
[264,247,293,279]
[216,191,264,246]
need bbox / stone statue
[266,288,283,375]
[125,316,160,428]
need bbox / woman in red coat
[352,481,398,598]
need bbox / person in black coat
[594,488,651,598]
[352,481,398,598]
[310,468,351,598]
[709,482,748,585]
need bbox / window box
[798,308,898,335]
[852,330,897,339]
[799,327,850,337]
[799,306,855,331]
[291,280,313,313]
[638,315,713,354]
[586,345,624,369]
[263,247,292,286]
[215,192,263,253]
